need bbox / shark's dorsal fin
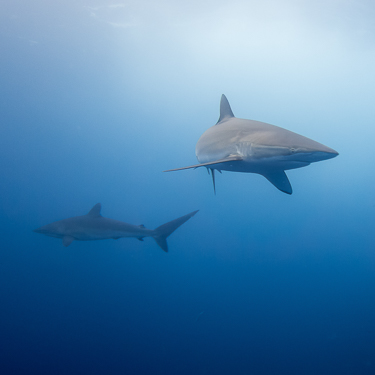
[217,94,235,123]
[87,203,102,217]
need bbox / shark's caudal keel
[33,203,198,252]
[164,95,338,194]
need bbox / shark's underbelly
[206,159,310,173]
[196,141,311,173]
[70,228,152,241]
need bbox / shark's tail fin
[152,210,198,252]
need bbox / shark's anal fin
[164,155,243,172]
[261,171,292,195]
[137,225,145,241]
[62,236,74,247]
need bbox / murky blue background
[1,1,375,374]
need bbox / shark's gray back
[196,117,336,163]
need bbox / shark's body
[165,95,338,194]
[34,203,198,252]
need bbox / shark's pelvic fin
[261,171,292,195]
[152,210,199,252]
[164,155,242,172]
[210,168,216,194]
[87,203,102,217]
[62,235,74,247]
[217,94,235,123]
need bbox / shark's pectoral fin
[261,171,292,195]
[164,155,243,172]
[62,236,75,247]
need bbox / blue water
[1,1,375,374]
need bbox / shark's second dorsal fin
[217,94,235,123]
[87,203,102,217]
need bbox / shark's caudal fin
[152,210,199,252]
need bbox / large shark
[33,203,198,252]
[165,95,338,194]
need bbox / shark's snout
[325,149,339,159]
[33,227,55,235]
[307,149,339,162]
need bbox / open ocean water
[1,1,375,374]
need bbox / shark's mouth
[285,151,339,163]
[33,228,62,238]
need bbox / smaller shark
[33,203,198,252]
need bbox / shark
[165,95,338,194]
[33,203,198,252]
